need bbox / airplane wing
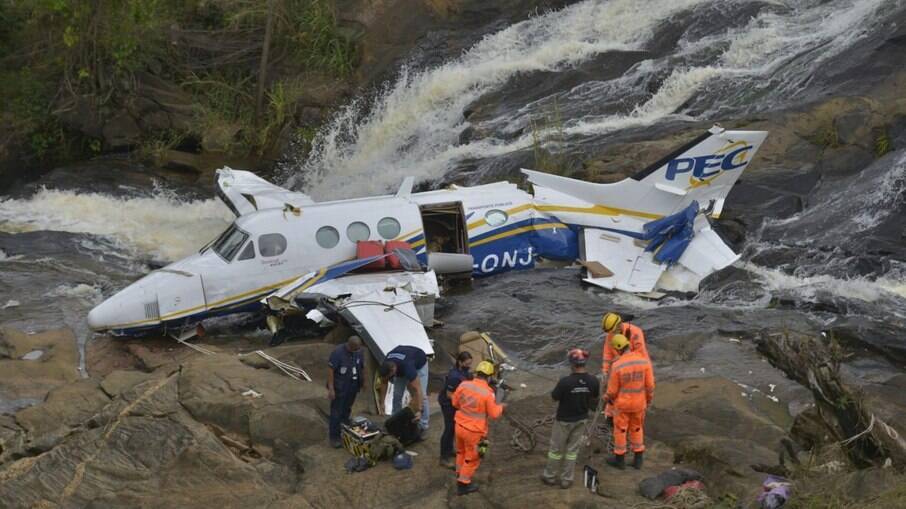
[261,255,438,360]
[216,167,314,216]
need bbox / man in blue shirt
[378,345,430,431]
[327,336,365,448]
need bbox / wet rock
[15,380,109,440]
[99,370,157,398]
[818,145,875,177]
[102,112,143,149]
[835,107,874,148]
[0,328,80,404]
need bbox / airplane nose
[87,300,115,331]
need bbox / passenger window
[485,209,508,227]
[238,241,255,261]
[316,226,340,249]
[259,233,287,257]
[377,217,401,239]
[346,221,370,242]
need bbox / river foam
[0,189,232,261]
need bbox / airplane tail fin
[523,125,767,218]
[630,125,768,217]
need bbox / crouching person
[452,361,505,496]
[541,348,599,489]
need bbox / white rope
[839,413,875,446]
[174,336,217,356]
[254,350,312,382]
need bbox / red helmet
[567,348,589,365]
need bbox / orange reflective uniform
[452,378,504,484]
[606,350,655,455]
[602,323,648,417]
[602,323,648,375]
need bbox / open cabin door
[418,202,473,276]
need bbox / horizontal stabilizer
[581,229,665,293]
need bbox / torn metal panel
[336,289,435,362]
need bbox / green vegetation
[1,0,359,165]
[873,128,891,157]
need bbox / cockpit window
[211,224,249,262]
[238,241,256,261]
[259,233,287,257]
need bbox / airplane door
[156,273,207,322]
[418,202,473,276]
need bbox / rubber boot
[457,482,479,496]
[606,454,625,470]
[633,452,644,470]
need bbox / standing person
[378,345,431,431]
[601,312,648,419]
[327,336,365,448]
[541,348,600,489]
[452,361,506,496]
[604,334,655,470]
[439,351,473,469]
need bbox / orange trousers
[455,425,483,484]
[612,410,645,455]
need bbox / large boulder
[0,373,293,509]
[177,353,326,449]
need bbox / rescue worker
[452,360,506,496]
[604,334,655,470]
[541,348,599,489]
[601,312,648,419]
[378,345,431,431]
[327,335,365,448]
[440,351,473,469]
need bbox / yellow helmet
[611,334,630,351]
[475,361,495,376]
[602,312,622,332]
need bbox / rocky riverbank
[1,322,904,508]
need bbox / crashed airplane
[87,125,767,362]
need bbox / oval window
[346,222,371,242]
[485,209,508,227]
[259,233,287,257]
[316,226,340,249]
[377,217,401,239]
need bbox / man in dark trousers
[378,344,430,431]
[439,351,473,468]
[541,348,600,489]
[327,336,365,448]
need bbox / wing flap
[216,167,314,216]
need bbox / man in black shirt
[541,348,600,489]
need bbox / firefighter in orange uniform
[451,360,506,496]
[604,334,655,470]
[601,312,649,419]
